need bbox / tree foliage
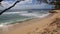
[53,0,60,9]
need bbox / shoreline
[1,10,60,34]
[0,13,50,28]
[3,13,55,33]
[0,13,50,25]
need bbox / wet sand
[1,10,60,34]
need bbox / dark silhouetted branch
[0,1,21,15]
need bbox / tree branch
[0,1,20,15]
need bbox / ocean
[0,10,50,25]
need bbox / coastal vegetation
[45,0,60,9]
[37,0,60,9]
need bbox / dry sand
[1,10,60,34]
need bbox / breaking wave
[0,11,50,29]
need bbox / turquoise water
[0,10,50,25]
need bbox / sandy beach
[1,10,60,34]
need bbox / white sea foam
[2,11,50,18]
[0,21,15,31]
[0,11,50,30]
[0,23,13,31]
[20,13,50,18]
